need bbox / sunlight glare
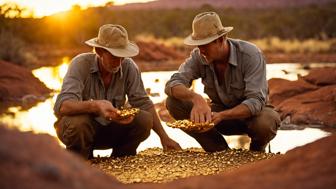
[1,99,57,136]
[0,0,155,17]
[59,57,70,78]
[32,58,69,91]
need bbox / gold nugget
[90,148,279,184]
[117,107,140,119]
[166,119,215,132]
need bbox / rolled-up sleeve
[165,49,202,96]
[125,60,154,110]
[53,57,85,117]
[241,52,267,115]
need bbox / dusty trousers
[54,110,152,159]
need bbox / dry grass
[135,34,184,48]
[252,37,336,53]
[136,34,336,54]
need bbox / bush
[0,29,37,67]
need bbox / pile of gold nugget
[91,148,279,184]
[166,119,215,132]
[117,107,140,119]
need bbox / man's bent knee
[132,110,152,141]
[56,114,95,146]
[165,96,192,120]
[248,107,281,150]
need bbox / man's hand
[211,111,224,125]
[160,136,182,151]
[94,100,119,120]
[191,94,212,124]
[94,100,137,124]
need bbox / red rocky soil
[136,41,184,62]
[269,67,336,127]
[268,78,318,106]
[0,125,335,189]
[0,60,52,111]
[0,125,126,189]
[0,60,51,101]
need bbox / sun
[0,0,154,18]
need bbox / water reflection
[1,97,57,136]
[0,61,335,155]
[32,57,69,90]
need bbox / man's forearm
[171,84,201,103]
[220,103,252,120]
[147,106,170,140]
[59,100,97,116]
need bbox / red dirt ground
[269,67,336,127]
[0,60,51,102]
[0,125,335,189]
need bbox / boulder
[276,85,336,127]
[302,67,336,86]
[268,78,317,106]
[0,125,125,189]
[0,60,51,102]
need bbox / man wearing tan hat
[54,24,181,159]
[165,12,280,152]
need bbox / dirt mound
[268,67,336,127]
[0,125,125,189]
[265,53,336,63]
[0,60,51,102]
[268,78,318,106]
[302,67,336,85]
[135,41,184,62]
[276,85,336,127]
[1,125,335,189]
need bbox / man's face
[99,48,122,73]
[198,39,222,64]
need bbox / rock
[276,85,336,127]
[0,60,51,107]
[0,125,125,189]
[302,67,336,86]
[268,78,318,106]
[135,41,184,62]
[268,67,336,127]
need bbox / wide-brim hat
[184,12,233,46]
[85,24,139,57]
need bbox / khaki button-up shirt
[54,53,153,124]
[165,39,267,115]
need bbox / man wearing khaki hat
[54,24,181,159]
[165,12,280,152]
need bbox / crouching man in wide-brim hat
[165,12,280,152]
[54,24,181,159]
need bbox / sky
[0,0,154,17]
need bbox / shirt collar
[90,54,123,79]
[227,39,238,66]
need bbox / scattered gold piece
[166,119,215,132]
[91,148,280,184]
